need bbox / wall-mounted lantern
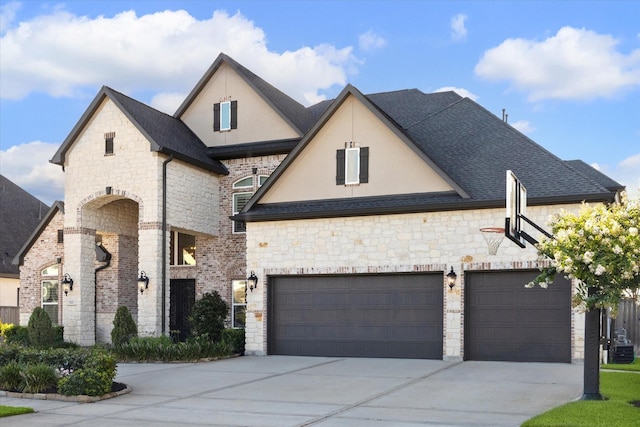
[446,267,457,289]
[247,271,258,292]
[138,271,149,294]
[62,274,74,295]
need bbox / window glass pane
[232,280,246,304]
[178,233,196,266]
[42,304,58,324]
[41,265,59,276]
[345,147,360,184]
[233,306,246,328]
[233,176,253,189]
[231,280,247,328]
[233,192,252,213]
[258,175,268,186]
[42,281,58,304]
[220,101,231,131]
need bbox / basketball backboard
[505,170,527,247]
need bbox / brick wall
[18,210,65,326]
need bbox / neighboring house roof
[12,201,64,267]
[0,175,49,277]
[565,160,625,193]
[175,53,315,136]
[238,86,621,222]
[51,86,228,175]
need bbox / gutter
[162,155,173,335]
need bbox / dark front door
[268,273,443,359]
[464,270,571,363]
[170,279,195,342]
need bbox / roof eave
[13,201,65,266]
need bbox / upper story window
[105,132,115,155]
[231,174,269,234]
[170,231,196,266]
[214,100,237,132]
[336,144,369,185]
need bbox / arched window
[41,265,60,324]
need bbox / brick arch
[74,188,144,230]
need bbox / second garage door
[465,270,571,363]
[268,273,443,359]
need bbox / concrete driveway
[0,356,582,426]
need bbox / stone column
[62,229,96,346]
[137,227,165,336]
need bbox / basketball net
[480,227,505,255]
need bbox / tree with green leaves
[531,192,639,399]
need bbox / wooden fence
[0,306,19,325]
[610,299,639,355]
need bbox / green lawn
[602,358,639,372]
[0,405,34,418]
[522,371,640,426]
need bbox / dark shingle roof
[238,87,620,222]
[565,160,625,193]
[0,175,49,276]
[52,87,228,175]
[13,201,64,267]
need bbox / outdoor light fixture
[61,274,74,295]
[138,271,149,294]
[247,271,258,292]
[446,267,457,289]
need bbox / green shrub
[58,368,112,397]
[4,325,30,346]
[0,361,23,390]
[111,306,138,347]
[19,363,57,393]
[189,291,229,342]
[85,350,117,380]
[221,328,245,354]
[114,335,233,362]
[27,307,55,348]
[0,343,22,366]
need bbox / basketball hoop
[480,227,505,255]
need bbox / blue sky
[1,0,638,205]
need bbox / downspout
[162,155,173,335]
[94,246,112,343]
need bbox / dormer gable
[174,53,314,147]
[50,86,227,175]
[242,85,468,216]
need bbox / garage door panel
[465,271,571,363]
[269,274,443,359]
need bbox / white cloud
[475,26,640,101]
[0,142,64,205]
[150,92,187,115]
[450,13,467,42]
[359,30,387,51]
[0,8,359,105]
[0,1,20,33]
[593,153,640,198]
[510,120,535,135]
[434,86,478,101]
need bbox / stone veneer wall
[245,203,586,361]
[18,210,65,326]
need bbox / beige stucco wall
[245,203,586,361]
[0,277,19,307]
[261,95,455,203]
[180,62,300,146]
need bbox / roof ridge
[404,96,466,130]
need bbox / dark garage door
[268,274,443,359]
[465,270,571,363]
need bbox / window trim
[337,146,369,185]
[220,101,232,131]
[41,265,59,324]
[104,132,115,155]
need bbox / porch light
[247,271,258,292]
[446,267,457,289]
[138,271,149,294]
[62,274,73,295]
